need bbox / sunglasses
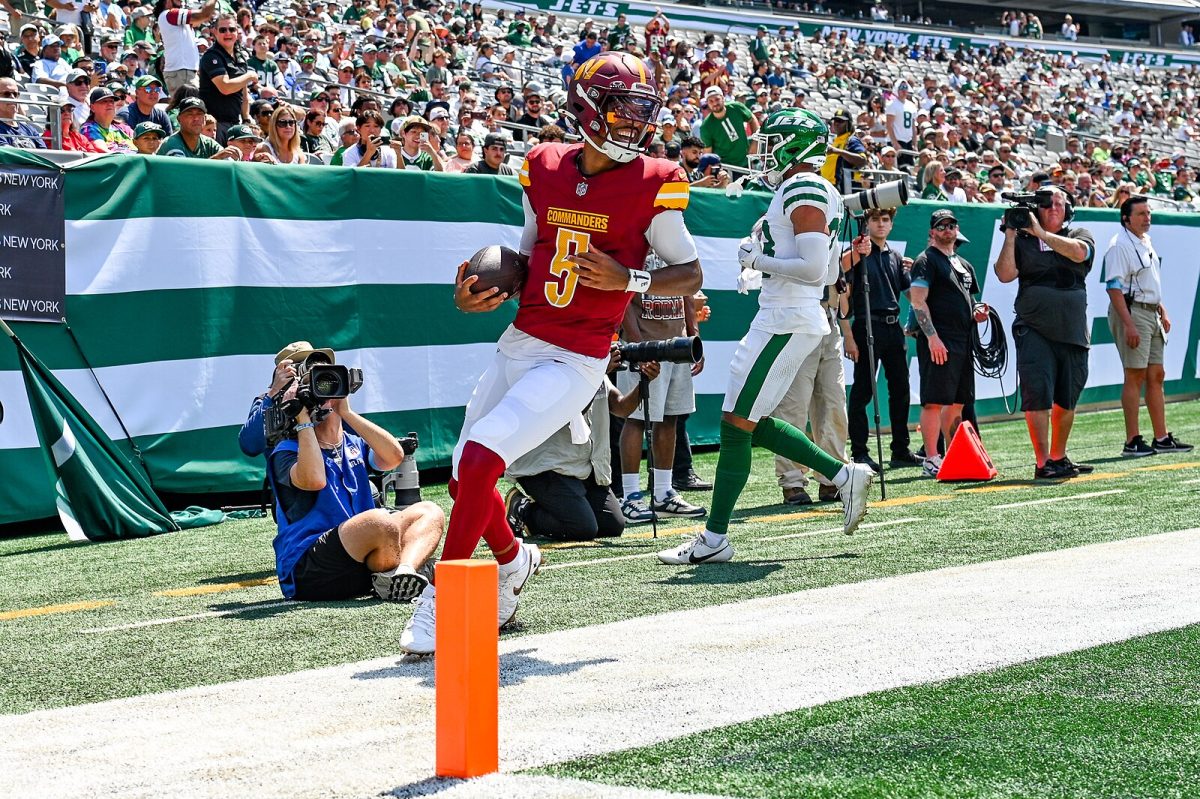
[71,78,89,85]
[0,90,20,98]
[216,26,238,33]
[313,95,329,102]
[309,120,325,128]
[933,222,958,230]
[276,118,297,127]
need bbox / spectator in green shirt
[125,7,155,48]
[698,86,757,169]
[607,14,631,50]
[157,96,226,158]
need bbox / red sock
[442,442,517,565]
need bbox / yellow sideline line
[870,494,947,508]
[0,600,115,621]
[1132,460,1200,472]
[155,577,279,597]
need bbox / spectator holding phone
[342,109,396,168]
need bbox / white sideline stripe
[994,489,1125,510]
[390,774,739,799]
[754,517,917,542]
[5,528,1200,799]
[0,342,743,451]
[1181,478,1200,485]
[79,601,293,634]
[65,217,741,296]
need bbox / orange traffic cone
[937,421,997,481]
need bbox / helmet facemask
[575,82,661,163]
[748,130,794,187]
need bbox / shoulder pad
[653,163,690,210]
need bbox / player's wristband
[295,422,316,432]
[626,269,652,293]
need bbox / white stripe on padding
[51,422,76,466]
[64,217,744,295]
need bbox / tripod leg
[640,371,657,538]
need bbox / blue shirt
[239,395,271,457]
[572,40,601,66]
[0,120,46,148]
[268,433,375,598]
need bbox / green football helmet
[748,108,829,187]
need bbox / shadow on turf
[354,648,615,688]
[383,776,466,797]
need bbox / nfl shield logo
[576,181,588,197]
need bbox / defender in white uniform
[658,108,874,566]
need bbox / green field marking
[1,403,1197,715]
[540,623,1200,799]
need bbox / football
[464,245,526,297]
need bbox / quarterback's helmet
[748,108,829,187]
[567,52,662,163]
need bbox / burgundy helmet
[567,52,661,163]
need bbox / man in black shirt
[512,86,549,142]
[199,13,257,143]
[993,187,1095,479]
[842,208,919,471]
[464,132,516,175]
[909,209,988,477]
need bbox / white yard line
[4,528,1200,799]
[1181,478,1200,485]
[80,601,293,634]
[754,518,917,542]
[994,489,1125,510]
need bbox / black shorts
[917,338,975,406]
[1014,324,1089,411]
[292,526,372,601]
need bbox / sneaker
[838,462,875,535]
[1153,433,1194,453]
[782,486,813,506]
[657,532,733,565]
[1060,457,1094,474]
[1122,435,1157,458]
[853,455,882,475]
[672,469,714,492]
[889,449,924,468]
[620,491,655,525]
[818,483,840,503]
[498,541,541,628]
[504,486,530,536]
[371,564,429,603]
[651,489,707,518]
[1035,459,1078,480]
[921,454,943,478]
[399,592,435,655]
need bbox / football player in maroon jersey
[399,52,704,655]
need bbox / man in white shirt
[885,81,916,166]
[155,0,217,94]
[32,36,72,88]
[1103,196,1192,457]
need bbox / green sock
[707,420,753,536]
[752,416,844,482]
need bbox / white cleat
[839,462,875,535]
[399,592,435,655]
[657,533,734,565]
[498,541,542,628]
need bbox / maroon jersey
[515,142,690,358]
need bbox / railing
[9,97,63,150]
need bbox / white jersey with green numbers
[750,170,844,310]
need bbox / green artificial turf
[540,624,1200,799]
[1,403,1198,714]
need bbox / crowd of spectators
[1,0,1199,209]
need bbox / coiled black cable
[972,305,1017,414]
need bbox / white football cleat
[371,563,429,603]
[399,592,435,655]
[838,462,875,535]
[498,541,542,628]
[657,533,733,565]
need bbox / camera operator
[910,210,989,477]
[265,353,444,641]
[842,209,920,472]
[505,352,658,542]
[1103,197,1192,457]
[993,187,1096,479]
[616,254,706,523]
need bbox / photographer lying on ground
[264,350,443,617]
[504,350,659,542]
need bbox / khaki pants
[770,318,848,489]
[164,69,199,95]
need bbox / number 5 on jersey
[547,227,590,308]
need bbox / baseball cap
[41,35,63,48]
[19,23,37,35]
[703,86,723,99]
[88,86,116,103]
[930,209,958,228]
[830,107,851,123]
[227,124,263,142]
[428,106,449,121]
[133,121,166,139]
[483,132,508,148]
[133,75,162,89]
[300,53,316,63]
[57,89,75,108]
[706,44,720,54]
[401,114,432,131]
[880,146,896,155]
[274,341,335,366]
[1128,158,1142,167]
[65,68,89,83]
[177,96,207,114]
[309,89,330,102]
[338,60,355,70]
